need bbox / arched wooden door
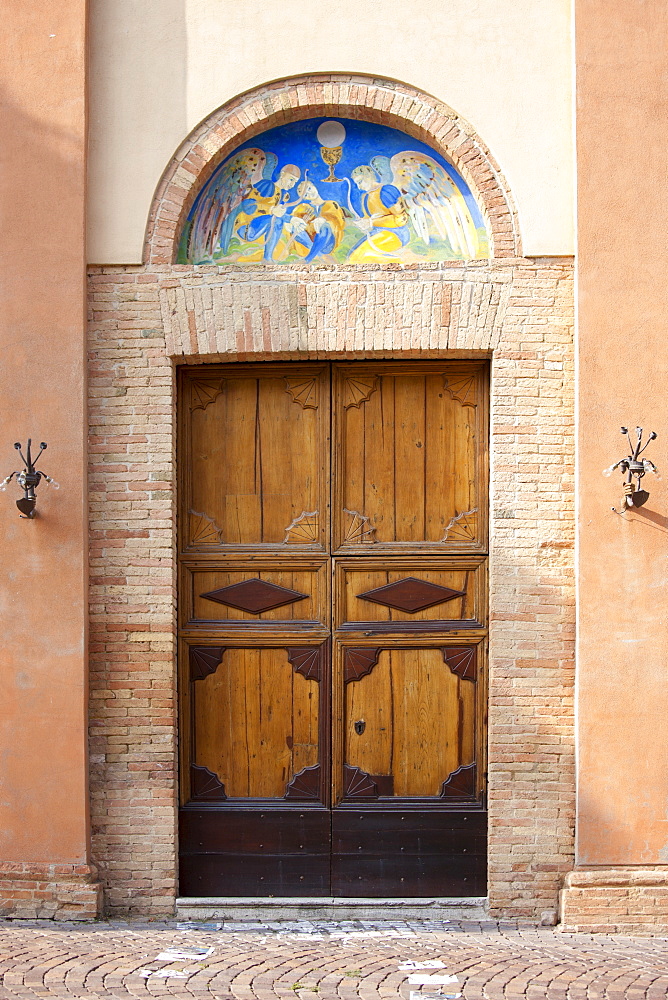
[178,361,488,896]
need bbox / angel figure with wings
[347,151,481,262]
[188,148,306,262]
[187,148,268,262]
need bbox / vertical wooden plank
[190,402,221,533]
[217,377,260,544]
[331,641,344,805]
[441,393,459,530]
[193,652,239,792]
[258,378,295,543]
[236,649,256,796]
[361,375,395,543]
[425,372,451,542]
[292,669,320,776]
[317,365,331,553]
[179,641,193,805]
[477,366,490,551]
[393,376,426,541]
[453,395,477,518]
[344,652,393,777]
[332,367,365,547]
[440,662,465,788]
[255,648,293,795]
[459,675,476,765]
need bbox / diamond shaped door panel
[335,558,486,631]
[356,577,465,613]
[183,562,329,628]
[201,579,308,614]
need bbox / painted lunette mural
[179,118,489,264]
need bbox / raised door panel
[182,642,328,805]
[181,558,329,630]
[332,362,488,553]
[340,646,479,800]
[181,365,329,551]
[335,557,486,632]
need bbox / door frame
[176,357,490,897]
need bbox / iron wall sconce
[0,439,59,518]
[605,426,659,511]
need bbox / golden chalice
[320,144,343,182]
[317,120,346,182]
[320,146,343,181]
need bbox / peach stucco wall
[576,0,668,864]
[0,3,89,862]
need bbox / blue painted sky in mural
[180,117,489,264]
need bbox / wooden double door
[178,361,488,897]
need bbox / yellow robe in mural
[348,185,410,263]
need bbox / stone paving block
[0,920,667,999]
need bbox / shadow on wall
[630,505,668,533]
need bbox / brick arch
[145,74,522,264]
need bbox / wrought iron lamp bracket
[605,426,659,513]
[0,439,59,518]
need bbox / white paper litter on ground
[407,973,459,985]
[410,992,461,1000]
[139,968,197,979]
[398,960,446,970]
[176,921,221,931]
[277,930,325,936]
[330,929,417,939]
[155,947,214,961]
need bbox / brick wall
[87,258,575,916]
[561,870,668,935]
[88,269,176,915]
[0,863,101,921]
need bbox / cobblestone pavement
[0,920,667,1000]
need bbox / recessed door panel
[335,557,486,630]
[183,365,329,550]
[182,560,329,628]
[333,363,488,553]
[193,647,320,798]
[342,646,478,798]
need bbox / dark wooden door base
[179,806,486,897]
[331,809,486,897]
[179,807,331,897]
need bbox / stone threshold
[176,896,488,921]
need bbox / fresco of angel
[179,117,489,264]
[187,148,267,262]
[346,153,481,263]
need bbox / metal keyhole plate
[354,720,365,735]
